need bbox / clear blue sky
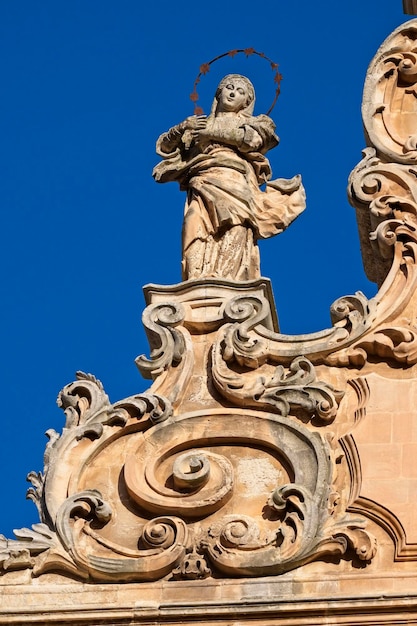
[0,1,408,538]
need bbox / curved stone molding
[363,19,417,164]
[350,496,417,561]
[347,377,370,426]
[339,434,364,509]
[214,292,380,370]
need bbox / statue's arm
[157,115,207,154]
[238,126,264,152]
[197,115,278,154]
[242,115,279,153]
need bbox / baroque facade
[1,17,417,626]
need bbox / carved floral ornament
[4,21,417,583]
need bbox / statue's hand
[182,115,207,139]
[197,117,244,148]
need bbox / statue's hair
[211,74,255,116]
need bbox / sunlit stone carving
[4,22,417,626]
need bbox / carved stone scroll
[135,302,186,379]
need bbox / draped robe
[153,112,305,281]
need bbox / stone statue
[153,74,306,281]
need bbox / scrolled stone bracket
[215,290,381,370]
[48,490,189,581]
[135,301,186,380]
[221,295,271,368]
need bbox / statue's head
[212,74,255,116]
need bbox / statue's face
[217,79,249,113]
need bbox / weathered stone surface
[3,19,417,626]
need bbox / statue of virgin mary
[153,74,306,281]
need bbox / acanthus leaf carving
[109,392,173,427]
[56,371,173,442]
[200,500,376,577]
[56,370,111,431]
[26,470,46,523]
[268,484,319,560]
[211,345,344,424]
[370,217,417,264]
[0,523,58,573]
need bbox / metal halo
[190,48,283,116]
